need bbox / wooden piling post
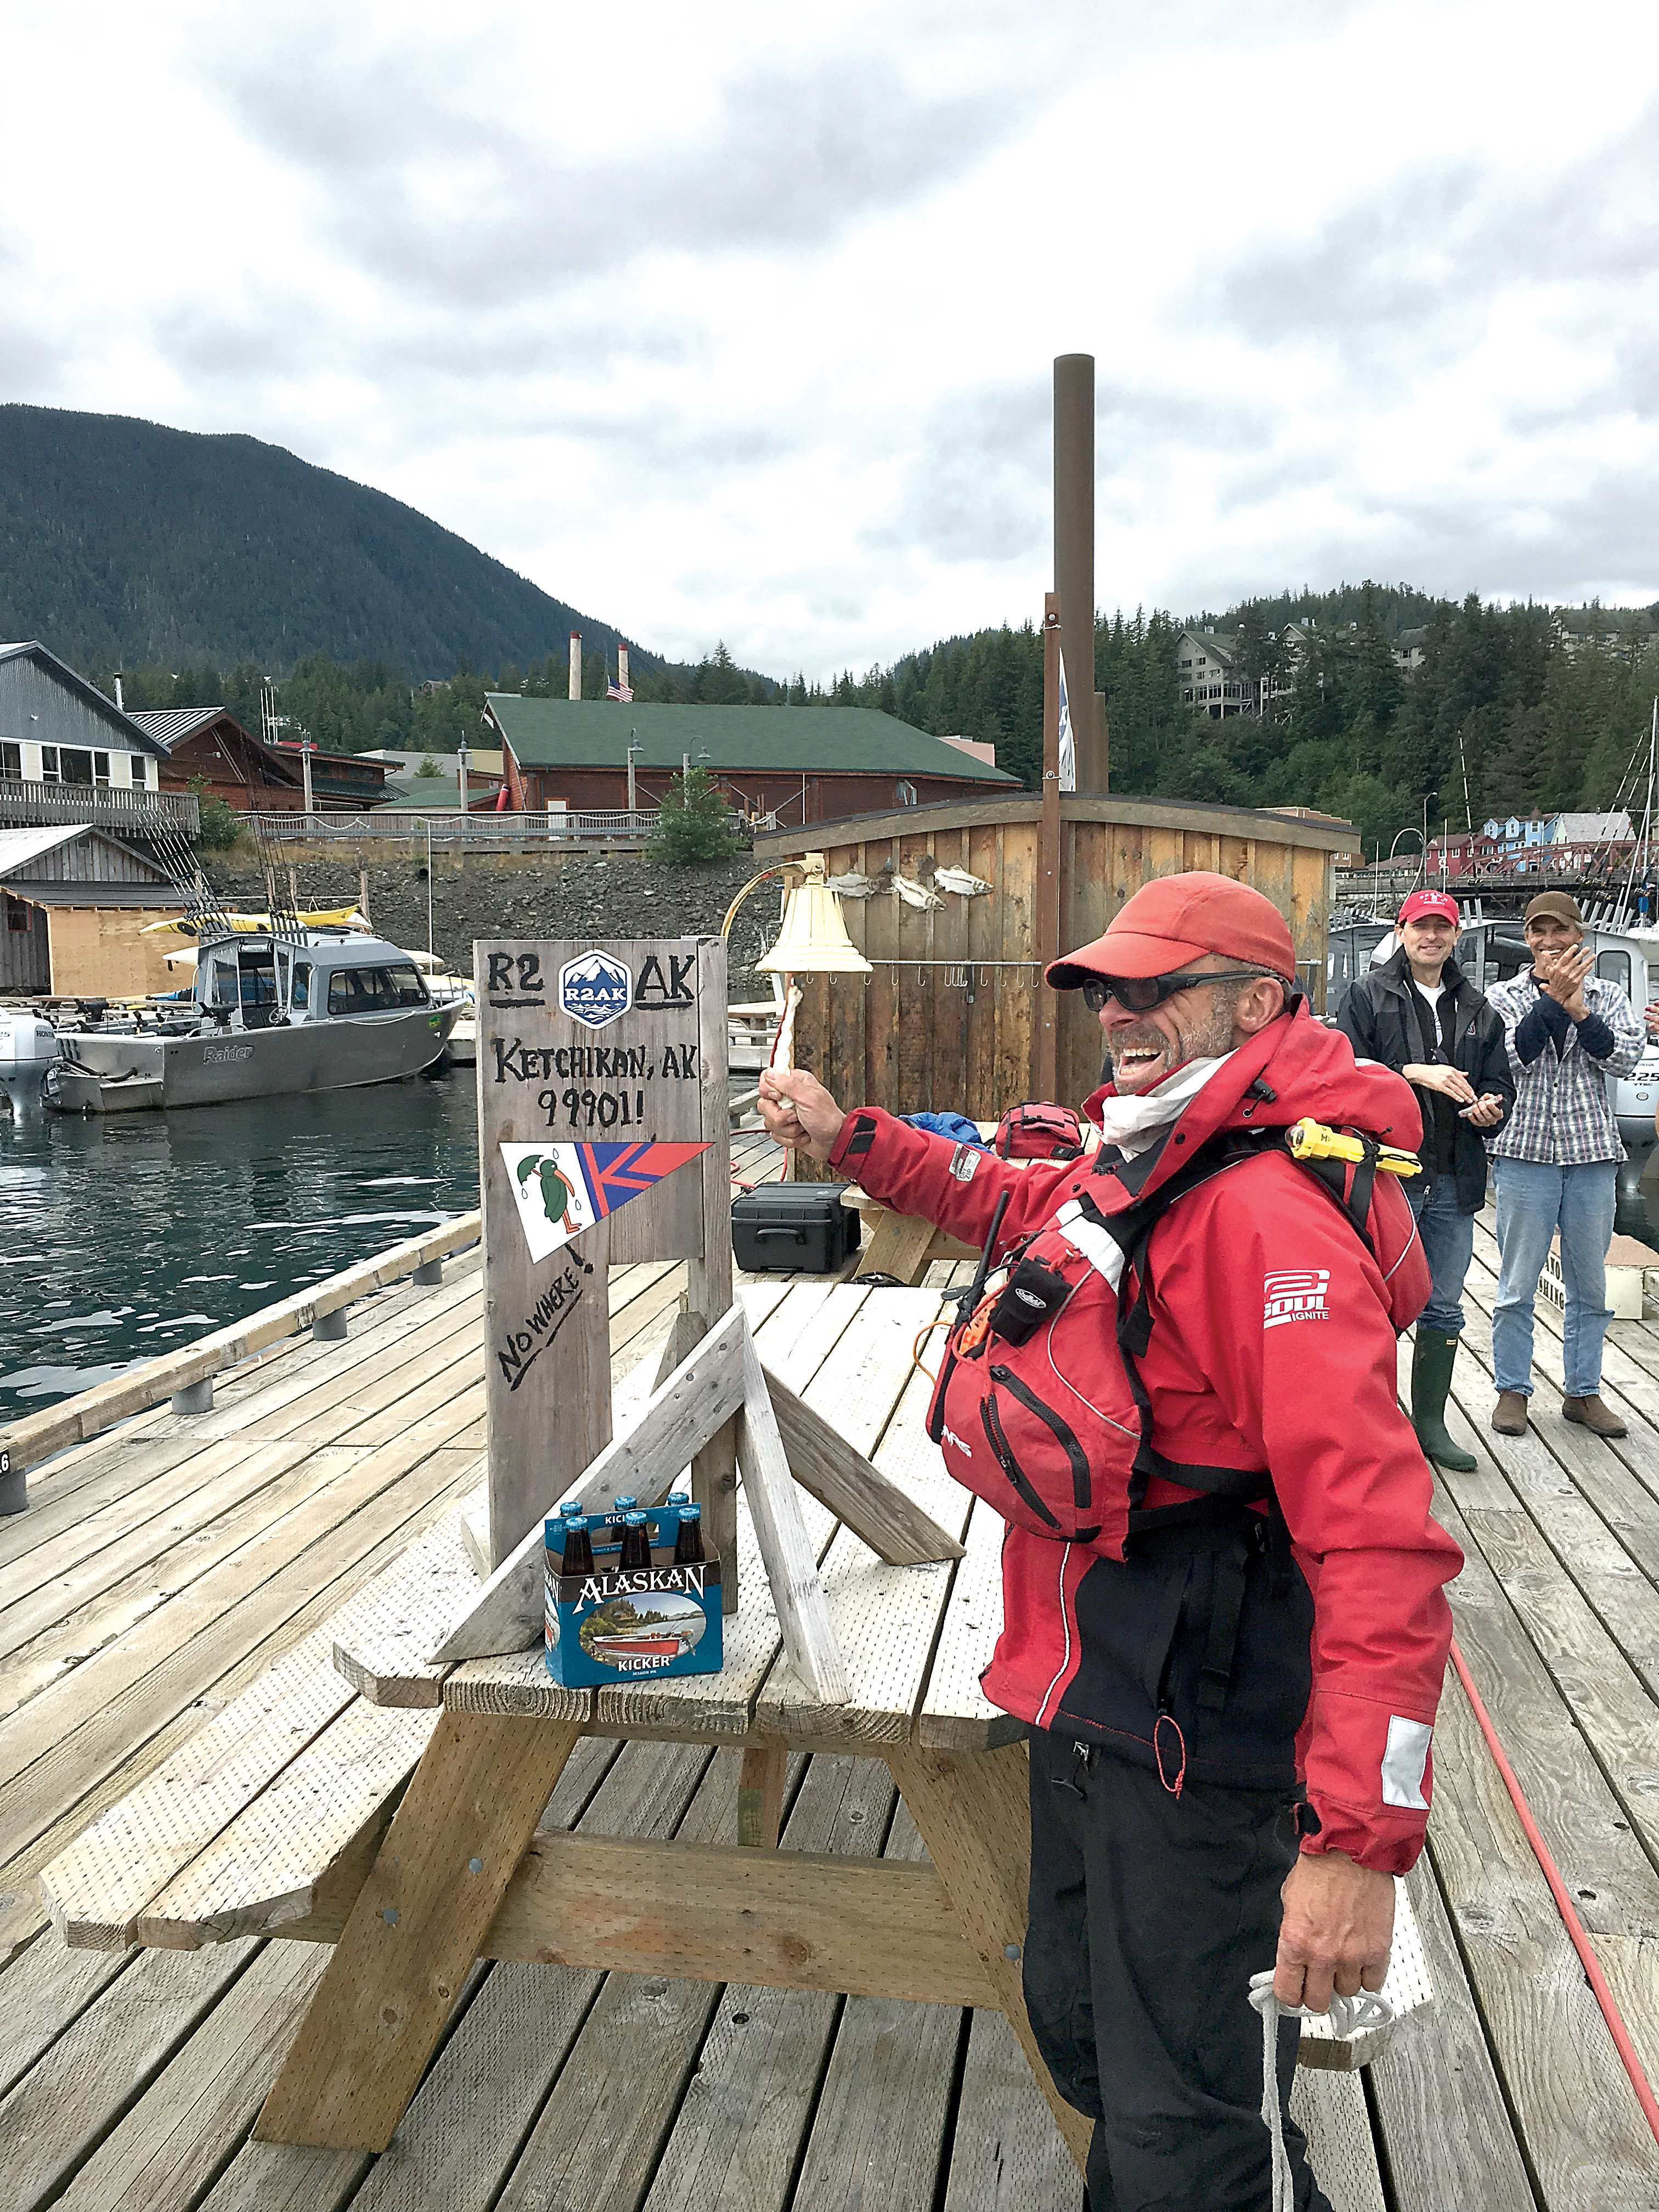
[1037,593,1063,1103]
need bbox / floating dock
[0,1132,1655,2211]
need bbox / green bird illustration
[517,1152,577,1233]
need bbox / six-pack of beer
[544,1493,724,1687]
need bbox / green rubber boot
[1411,1329,1477,1471]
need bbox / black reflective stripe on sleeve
[843,1113,878,1158]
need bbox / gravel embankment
[204,850,774,996]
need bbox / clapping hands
[1536,944,1595,1015]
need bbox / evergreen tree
[646,766,740,864]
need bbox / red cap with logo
[1397,889,1461,927]
[1046,871,1296,986]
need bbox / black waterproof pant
[1024,1729,1333,2212]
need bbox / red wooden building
[481,698,1019,825]
[134,709,388,812]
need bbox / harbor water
[0,1068,479,1414]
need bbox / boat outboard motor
[0,1011,57,1116]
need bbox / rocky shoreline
[203,850,774,997]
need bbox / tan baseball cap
[1522,891,1583,928]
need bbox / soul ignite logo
[1263,1269,1331,1328]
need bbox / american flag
[606,674,634,702]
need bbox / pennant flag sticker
[500,1140,711,1264]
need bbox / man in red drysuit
[758,872,1460,2212]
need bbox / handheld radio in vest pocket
[1285,1118,1420,1178]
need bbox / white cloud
[1,0,1657,675]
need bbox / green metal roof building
[482,696,1017,827]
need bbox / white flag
[1057,650,1076,794]
[498,1139,712,1266]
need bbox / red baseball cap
[1046,871,1296,986]
[1397,889,1461,927]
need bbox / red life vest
[925,1127,1389,1560]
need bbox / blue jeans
[1492,1157,1618,1397]
[1408,1176,1477,1336]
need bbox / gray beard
[1109,995,1240,1084]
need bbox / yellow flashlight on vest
[1286,1117,1420,1178]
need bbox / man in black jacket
[1338,889,1514,1469]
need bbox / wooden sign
[477,938,731,1567]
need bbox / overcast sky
[5,0,1659,677]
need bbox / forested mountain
[0,404,649,680]
[8,403,1653,851]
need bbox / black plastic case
[731,1182,862,1273]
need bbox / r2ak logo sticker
[1263,1269,1330,1328]
[559,951,633,1029]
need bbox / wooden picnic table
[38,1279,1091,2165]
[838,1187,978,1283]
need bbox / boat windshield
[325,963,430,1016]
[238,947,279,1004]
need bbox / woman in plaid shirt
[1486,891,1645,1438]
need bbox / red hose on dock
[1448,1637,1659,2146]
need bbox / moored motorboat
[52,923,459,1112]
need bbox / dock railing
[0,776,201,839]
[0,1208,482,1499]
[236,809,669,845]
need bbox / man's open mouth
[1115,1046,1167,1074]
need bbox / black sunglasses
[1079,969,1271,1014]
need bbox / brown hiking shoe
[1563,1394,1628,1438]
[1492,1391,1528,1436]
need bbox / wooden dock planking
[941,2007,1079,2212]
[2,1133,1652,2211]
[47,1941,334,2212]
[786,1800,967,2212]
[1425,1655,1659,2206]
[0,1934,137,2104]
[479,1746,743,2212]
[0,1938,259,2212]
[0,1429,482,1843]
[1367,1857,1538,2210]
[639,1755,901,2212]
[0,1439,332,1694]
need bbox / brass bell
[757,853,872,976]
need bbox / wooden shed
[755,794,1359,1120]
[0,826,183,998]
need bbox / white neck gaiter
[1093,1053,1235,1159]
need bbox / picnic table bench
[36,1278,1424,2174]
